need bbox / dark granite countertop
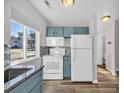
[4,65,44,93]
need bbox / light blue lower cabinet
[63,56,71,78]
[30,83,41,93]
[9,70,43,93]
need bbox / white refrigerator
[71,35,93,82]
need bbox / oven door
[43,55,63,74]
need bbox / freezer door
[71,35,92,49]
[71,49,93,82]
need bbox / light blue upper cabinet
[46,27,55,37]
[75,27,89,34]
[63,27,75,38]
[54,27,64,37]
[46,27,63,37]
[46,27,89,37]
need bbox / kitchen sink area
[4,68,32,83]
[4,65,44,93]
[4,44,44,93]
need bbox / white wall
[4,0,49,46]
[97,32,107,65]
[89,14,97,83]
[114,20,119,72]
[96,0,119,75]
[97,33,103,65]
[102,34,107,63]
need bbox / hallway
[43,66,119,93]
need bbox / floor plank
[43,66,119,93]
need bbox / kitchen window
[10,20,24,61]
[26,28,36,58]
[10,20,39,64]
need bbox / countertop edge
[4,65,44,93]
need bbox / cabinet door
[75,27,89,34]
[9,70,42,93]
[30,83,41,93]
[54,27,63,37]
[57,37,64,46]
[64,27,75,38]
[63,56,71,77]
[46,27,55,37]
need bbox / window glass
[10,20,38,63]
[26,28,36,57]
[10,21,23,61]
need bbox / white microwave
[46,37,64,47]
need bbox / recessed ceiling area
[30,0,100,26]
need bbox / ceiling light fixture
[101,15,111,22]
[62,0,75,7]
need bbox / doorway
[102,34,107,68]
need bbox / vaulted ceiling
[29,0,101,26]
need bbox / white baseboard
[106,68,117,76]
[116,69,119,71]
[112,72,117,76]
[93,80,98,83]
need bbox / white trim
[35,31,40,57]
[93,80,98,83]
[106,67,117,76]
[23,26,27,60]
[116,69,119,71]
[112,72,117,76]
[11,19,24,27]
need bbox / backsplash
[4,44,11,68]
[64,38,71,47]
[65,47,71,56]
[40,46,49,57]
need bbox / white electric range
[43,47,65,80]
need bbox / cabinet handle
[39,73,42,77]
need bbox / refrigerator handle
[74,49,76,62]
[73,38,76,62]
[74,41,76,60]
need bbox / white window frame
[10,20,40,65]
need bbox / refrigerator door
[71,49,93,81]
[71,35,92,49]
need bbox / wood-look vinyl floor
[43,66,119,93]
